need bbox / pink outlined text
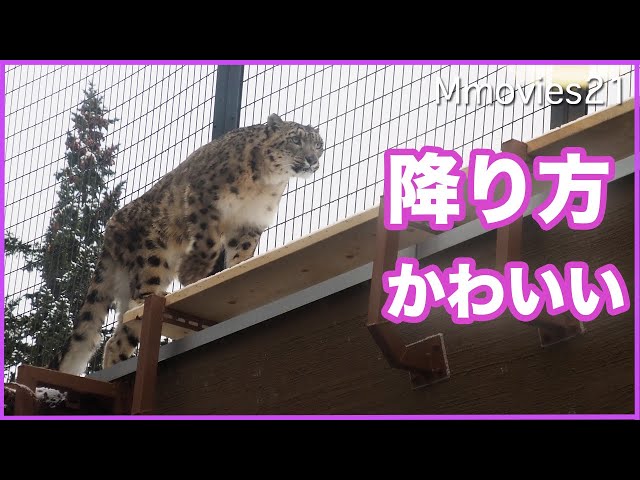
[381,257,630,325]
[383,146,466,231]
[383,146,615,232]
[531,147,615,231]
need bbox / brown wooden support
[163,308,218,332]
[10,295,213,415]
[367,200,449,389]
[131,294,166,415]
[13,367,39,416]
[498,139,584,346]
[13,364,127,415]
[495,140,528,271]
[6,382,38,415]
[11,294,181,415]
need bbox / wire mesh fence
[241,64,635,255]
[4,63,635,380]
[4,65,218,377]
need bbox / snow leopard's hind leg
[102,240,177,368]
[48,249,118,376]
[101,274,139,369]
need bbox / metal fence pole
[211,65,245,139]
[550,90,588,128]
[550,66,589,128]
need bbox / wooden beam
[14,367,38,415]
[16,365,118,398]
[366,200,450,388]
[123,206,435,336]
[12,365,122,416]
[131,294,166,415]
[366,201,406,362]
[495,139,529,271]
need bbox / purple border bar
[1,60,638,421]
[1,59,639,66]
[1,63,5,414]
[635,63,640,421]
[2,414,637,420]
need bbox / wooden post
[497,140,584,347]
[496,139,528,271]
[366,199,449,389]
[131,294,166,415]
[13,366,38,415]
[12,365,121,415]
[366,200,406,363]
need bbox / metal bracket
[532,316,586,347]
[162,308,218,332]
[408,221,434,233]
[367,200,450,389]
[406,334,450,389]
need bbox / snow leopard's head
[262,113,324,180]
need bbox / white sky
[3,63,635,368]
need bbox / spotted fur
[48,114,324,375]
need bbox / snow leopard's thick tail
[47,252,116,375]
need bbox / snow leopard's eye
[315,141,323,149]
[291,137,302,145]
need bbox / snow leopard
[47,113,324,375]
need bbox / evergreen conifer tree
[4,83,124,378]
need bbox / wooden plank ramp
[123,207,435,338]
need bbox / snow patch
[35,387,68,408]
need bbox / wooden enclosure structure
[9,99,636,415]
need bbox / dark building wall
[123,174,634,415]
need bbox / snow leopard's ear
[267,113,284,131]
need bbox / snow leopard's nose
[305,155,318,168]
